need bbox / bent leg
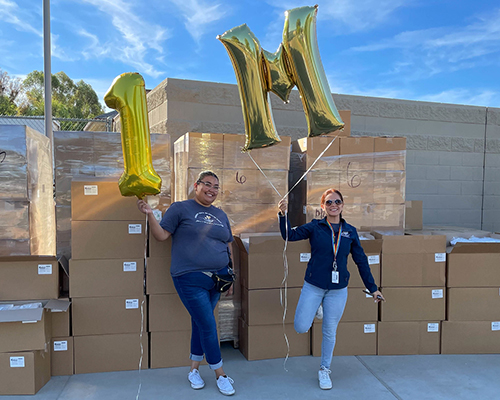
[294,281,325,334]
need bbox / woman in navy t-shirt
[137,171,236,396]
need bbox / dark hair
[196,170,219,183]
[320,188,344,205]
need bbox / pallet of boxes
[54,131,172,373]
[0,125,69,395]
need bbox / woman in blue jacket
[278,188,384,390]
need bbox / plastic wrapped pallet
[53,131,172,258]
[0,125,55,256]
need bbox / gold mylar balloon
[104,73,162,199]
[283,5,344,137]
[218,5,344,149]
[218,25,282,151]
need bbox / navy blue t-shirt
[160,199,233,277]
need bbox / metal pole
[43,0,54,167]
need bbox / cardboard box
[72,296,146,336]
[146,257,175,295]
[69,258,145,297]
[342,289,378,322]
[235,235,309,290]
[405,200,423,230]
[150,330,209,368]
[347,239,382,288]
[148,234,171,259]
[447,242,500,287]
[0,256,59,300]
[374,233,446,287]
[51,337,74,376]
[149,293,191,332]
[71,179,145,221]
[51,299,71,337]
[0,350,51,395]
[380,288,446,322]
[374,137,406,171]
[312,321,377,356]
[377,321,440,355]
[238,318,310,361]
[223,134,291,170]
[0,299,70,353]
[74,333,148,374]
[339,137,375,171]
[241,287,301,325]
[71,220,145,260]
[441,321,500,354]
[296,135,341,171]
[447,288,500,321]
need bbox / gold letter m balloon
[218,5,344,151]
[104,73,162,199]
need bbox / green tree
[19,70,103,118]
[0,69,21,115]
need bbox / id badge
[332,271,339,284]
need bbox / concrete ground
[5,343,500,400]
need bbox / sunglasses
[325,199,343,206]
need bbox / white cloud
[0,0,41,37]
[417,89,497,107]
[168,0,228,43]
[264,0,409,33]
[51,34,78,62]
[77,0,170,78]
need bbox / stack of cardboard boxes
[442,241,500,353]
[375,233,447,355]
[236,234,310,360]
[0,259,68,395]
[69,180,148,374]
[0,125,56,256]
[290,113,406,232]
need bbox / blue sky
[1,0,500,110]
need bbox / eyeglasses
[197,180,220,191]
[325,199,343,206]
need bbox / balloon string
[245,135,338,371]
[136,213,147,400]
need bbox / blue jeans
[172,268,224,370]
[294,281,348,369]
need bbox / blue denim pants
[172,268,224,370]
[294,281,348,369]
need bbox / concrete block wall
[146,78,500,233]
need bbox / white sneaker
[188,369,205,389]
[217,375,235,396]
[318,366,332,390]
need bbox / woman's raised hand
[278,198,288,214]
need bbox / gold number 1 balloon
[104,73,162,199]
[218,5,344,151]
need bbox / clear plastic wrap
[0,125,56,256]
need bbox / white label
[300,253,311,262]
[84,185,98,195]
[368,255,380,265]
[432,289,444,299]
[54,341,68,351]
[22,320,37,324]
[152,209,162,222]
[38,264,52,275]
[364,324,376,334]
[10,357,25,368]
[303,206,307,215]
[427,323,439,332]
[435,253,446,263]
[128,224,142,234]
[126,299,139,309]
[492,322,500,331]
[123,262,137,272]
